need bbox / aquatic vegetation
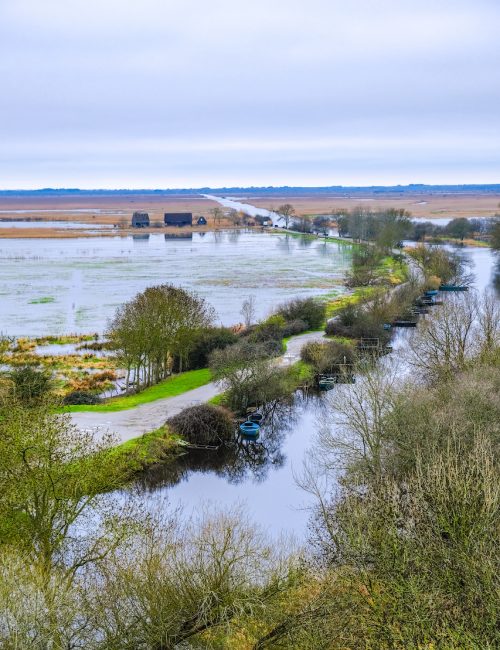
[28,296,55,304]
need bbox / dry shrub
[167,404,235,446]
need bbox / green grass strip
[65,368,212,413]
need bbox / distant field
[235,191,500,220]
[0,194,222,237]
[1,188,499,239]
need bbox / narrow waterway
[203,194,281,225]
[121,218,498,539]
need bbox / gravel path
[70,330,327,443]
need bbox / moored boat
[439,284,469,291]
[391,320,418,327]
[318,375,336,391]
[239,420,260,437]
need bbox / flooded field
[0,230,352,337]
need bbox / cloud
[0,0,499,187]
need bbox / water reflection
[135,399,302,492]
[493,256,500,294]
[297,235,314,248]
[164,232,193,240]
[275,234,294,254]
[227,229,242,244]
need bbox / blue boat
[248,412,263,423]
[239,420,260,437]
[318,375,336,390]
[439,284,468,292]
[424,290,438,297]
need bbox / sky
[0,0,499,189]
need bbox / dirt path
[70,330,327,443]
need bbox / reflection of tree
[275,234,293,255]
[493,257,500,295]
[297,235,314,248]
[212,230,224,244]
[134,397,302,491]
[316,241,329,257]
[228,230,241,244]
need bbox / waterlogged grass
[65,368,212,412]
[325,286,380,318]
[29,296,55,304]
[379,255,409,284]
[35,334,96,345]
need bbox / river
[120,218,499,540]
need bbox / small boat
[318,375,336,391]
[383,323,392,330]
[248,412,263,423]
[391,320,418,328]
[239,420,260,437]
[439,284,469,292]
[424,289,438,296]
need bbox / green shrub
[186,327,238,370]
[282,319,308,337]
[8,365,53,403]
[301,340,356,374]
[63,390,103,406]
[276,297,326,329]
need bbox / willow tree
[108,284,215,390]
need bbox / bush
[167,404,234,446]
[282,319,308,337]
[326,313,391,343]
[8,365,53,402]
[276,297,326,329]
[301,340,356,374]
[247,320,284,345]
[210,340,296,413]
[63,390,103,405]
[186,327,239,370]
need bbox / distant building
[164,212,192,227]
[131,211,150,228]
[197,216,207,226]
[255,215,272,227]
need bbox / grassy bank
[107,425,181,477]
[65,368,212,412]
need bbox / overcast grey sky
[0,0,499,188]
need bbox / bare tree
[316,362,399,481]
[240,295,256,328]
[210,206,225,227]
[407,294,478,381]
[277,204,295,229]
[476,289,500,352]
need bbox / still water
[0,230,351,337]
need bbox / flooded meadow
[0,230,352,337]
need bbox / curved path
[71,330,327,443]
